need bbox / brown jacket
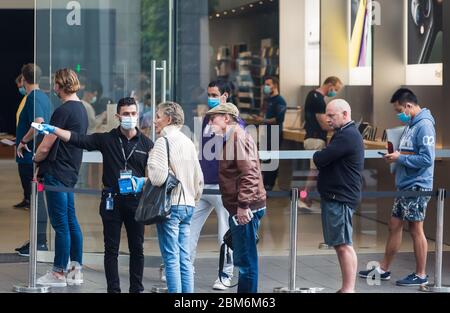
[219,125,266,216]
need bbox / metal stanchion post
[289,188,299,291]
[421,189,450,293]
[13,180,50,293]
[273,188,322,293]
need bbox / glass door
[34,0,172,263]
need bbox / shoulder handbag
[135,137,181,225]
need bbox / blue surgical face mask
[121,116,138,130]
[208,97,220,109]
[397,112,411,124]
[18,87,26,96]
[327,90,337,98]
[263,85,272,95]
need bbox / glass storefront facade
[26,0,450,263]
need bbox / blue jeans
[44,174,83,272]
[229,208,265,293]
[156,205,194,293]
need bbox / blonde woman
[147,102,204,293]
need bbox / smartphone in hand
[387,141,394,154]
[31,122,49,135]
[378,152,386,157]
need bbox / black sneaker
[17,243,48,257]
[358,267,391,281]
[15,241,29,252]
[13,199,30,209]
[396,273,428,286]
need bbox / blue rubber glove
[131,176,145,193]
[32,123,56,135]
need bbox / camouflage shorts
[392,187,432,222]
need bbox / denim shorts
[392,186,432,222]
[320,198,354,247]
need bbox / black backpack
[218,229,259,288]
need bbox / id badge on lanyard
[118,136,138,194]
[118,170,133,194]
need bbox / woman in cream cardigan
[147,101,204,293]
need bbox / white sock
[377,266,386,274]
[417,274,427,279]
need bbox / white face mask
[121,116,138,130]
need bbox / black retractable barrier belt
[361,190,437,198]
[43,185,102,195]
[41,185,437,199]
[304,190,437,200]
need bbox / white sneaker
[66,261,84,285]
[159,264,166,282]
[212,276,232,290]
[37,271,67,287]
[298,200,321,214]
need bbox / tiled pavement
[1,252,449,293]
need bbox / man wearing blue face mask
[14,65,51,256]
[189,80,239,290]
[36,96,153,292]
[359,89,435,287]
[80,80,99,135]
[301,76,342,212]
[255,76,287,191]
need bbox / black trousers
[100,192,145,293]
[18,163,48,244]
[18,163,32,201]
[263,167,279,189]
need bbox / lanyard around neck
[118,137,138,170]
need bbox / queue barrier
[13,184,449,293]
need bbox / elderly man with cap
[206,102,266,293]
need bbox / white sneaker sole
[37,282,67,287]
[358,274,391,281]
[67,280,84,286]
[396,282,428,287]
[213,284,229,291]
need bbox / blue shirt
[265,95,287,128]
[199,116,247,185]
[395,109,435,190]
[265,95,287,148]
[15,90,51,164]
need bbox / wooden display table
[363,139,387,150]
[283,129,306,142]
[0,134,16,159]
[283,129,387,150]
[282,129,333,143]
